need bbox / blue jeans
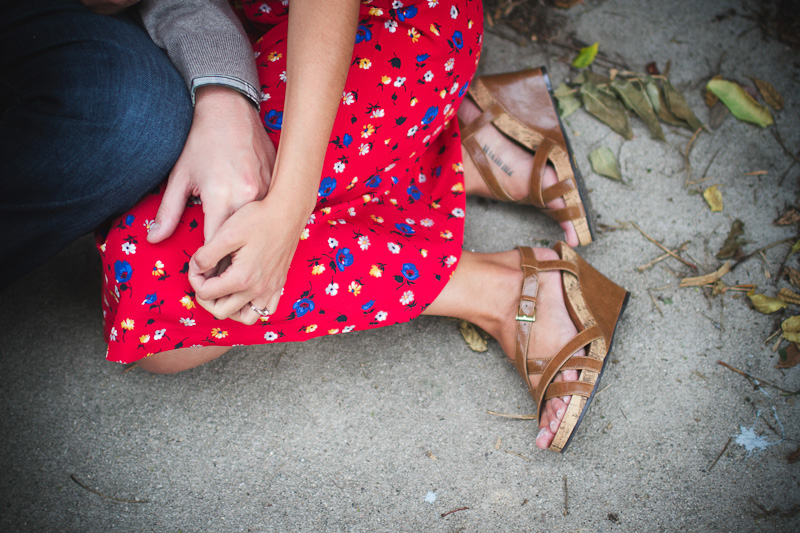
[0,0,193,289]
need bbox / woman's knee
[135,346,232,374]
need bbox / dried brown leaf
[709,101,729,130]
[705,74,723,107]
[787,267,800,288]
[612,78,665,140]
[749,76,784,110]
[663,78,705,131]
[779,288,800,305]
[680,262,730,287]
[554,0,583,9]
[788,446,800,464]
[458,320,488,352]
[580,83,633,139]
[645,62,660,76]
[777,343,800,369]
[775,207,800,226]
[716,219,745,259]
[748,288,789,314]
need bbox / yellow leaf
[747,289,789,313]
[458,320,488,352]
[782,316,800,343]
[572,42,599,68]
[680,262,730,287]
[702,185,723,212]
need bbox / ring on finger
[249,303,272,317]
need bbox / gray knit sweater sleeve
[139,0,259,103]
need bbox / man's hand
[147,86,276,245]
[81,0,140,15]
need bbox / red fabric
[97,0,483,363]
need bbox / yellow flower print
[362,194,372,203]
[381,75,392,85]
[429,23,440,36]
[370,214,384,224]
[369,264,383,277]
[180,294,196,310]
[429,200,440,209]
[259,315,269,323]
[152,260,165,277]
[441,230,453,240]
[312,264,326,275]
[139,334,150,344]
[321,206,331,215]
[121,318,135,331]
[348,281,362,296]
[305,324,318,333]
[410,97,418,106]
[368,7,383,16]
[452,162,464,173]
[211,328,228,339]
[361,123,375,138]
[451,182,464,193]
[267,51,282,62]
[99,242,107,253]
[408,27,420,43]
[300,227,310,240]
[420,249,429,258]
[347,177,358,190]
[439,89,447,99]
[328,328,340,335]
[358,57,372,69]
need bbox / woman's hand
[187,191,314,325]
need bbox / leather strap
[527,138,554,208]
[541,179,575,204]
[542,204,586,223]
[513,247,540,386]
[544,381,595,400]
[527,355,603,374]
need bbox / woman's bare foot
[458,97,580,248]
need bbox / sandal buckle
[516,301,536,322]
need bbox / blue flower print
[401,263,420,281]
[407,184,421,201]
[391,176,399,185]
[395,223,415,235]
[458,81,469,98]
[335,248,354,271]
[355,24,372,43]
[125,214,135,227]
[396,6,418,21]
[451,30,464,50]
[365,174,382,188]
[264,109,283,131]
[416,53,430,63]
[433,165,442,177]
[114,260,133,283]
[361,299,375,311]
[342,133,353,147]
[421,105,439,125]
[143,292,157,305]
[293,297,315,317]
[319,176,337,197]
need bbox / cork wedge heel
[461,68,595,246]
[514,244,629,453]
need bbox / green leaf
[580,83,633,139]
[706,79,773,128]
[791,239,800,255]
[747,289,789,314]
[554,82,581,118]
[644,77,661,113]
[574,71,612,86]
[572,42,599,69]
[652,79,687,127]
[589,146,622,181]
[611,79,665,141]
[782,316,800,343]
[663,79,705,131]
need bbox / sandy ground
[2,0,799,530]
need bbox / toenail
[556,408,564,419]
[536,427,547,440]
[550,419,559,432]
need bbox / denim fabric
[0,0,193,289]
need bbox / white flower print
[443,103,452,116]
[343,325,356,333]
[261,92,271,102]
[264,331,279,341]
[392,1,404,8]
[385,20,398,33]
[121,242,136,255]
[348,207,356,216]
[109,327,118,342]
[445,255,458,267]
[326,282,339,296]
[388,242,401,254]
[428,0,438,6]
[384,163,396,172]
[358,235,371,250]
[307,213,316,224]
[154,328,166,340]
[180,318,196,327]
[338,219,346,225]
[375,311,388,322]
[328,237,338,248]
[371,108,385,118]
[434,125,443,136]
[279,70,287,82]
[342,91,355,105]
[420,218,434,227]
[400,290,415,305]
[358,143,370,155]
[407,125,419,137]
[422,135,431,144]
[394,76,406,87]
[445,58,455,71]
[423,70,434,82]
[418,171,427,183]
[450,82,459,95]
[258,4,271,14]
[450,5,458,18]
[300,227,310,240]
[405,218,416,225]
[333,161,346,173]
[451,207,465,218]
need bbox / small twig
[637,242,690,272]
[441,507,470,518]
[717,361,798,395]
[699,148,722,182]
[764,328,781,344]
[122,363,138,374]
[503,450,531,462]
[563,475,569,516]
[731,237,796,271]
[487,410,536,420]
[630,221,698,271]
[776,237,800,280]
[595,383,613,397]
[707,437,732,472]
[683,127,703,187]
[648,289,663,317]
[70,474,149,504]
[771,128,800,165]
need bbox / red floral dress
[96,0,483,363]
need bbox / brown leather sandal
[461,67,595,246]
[514,243,629,452]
